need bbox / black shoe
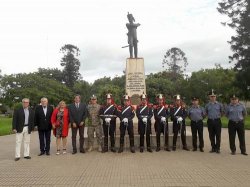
[216,150,220,154]
[192,148,197,152]
[183,147,189,151]
[72,151,77,155]
[102,147,108,153]
[46,152,50,156]
[231,151,236,155]
[164,147,171,152]
[172,147,176,151]
[209,149,216,153]
[156,147,160,152]
[24,156,31,159]
[15,157,20,161]
[118,147,123,153]
[147,147,153,153]
[130,147,135,153]
[80,149,85,153]
[200,148,204,152]
[140,147,144,153]
[38,152,45,156]
[241,152,248,156]
[110,147,116,153]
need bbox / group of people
[12,89,248,161]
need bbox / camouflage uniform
[87,103,103,147]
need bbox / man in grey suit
[69,95,87,154]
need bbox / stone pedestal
[125,58,146,105]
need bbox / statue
[125,12,140,58]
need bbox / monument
[123,12,146,105]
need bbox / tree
[36,68,64,83]
[60,44,81,88]
[162,47,188,80]
[0,73,74,107]
[187,66,237,104]
[217,0,250,100]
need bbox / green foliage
[162,47,188,78]
[60,44,81,88]
[0,73,74,107]
[187,66,237,104]
[36,68,64,83]
[217,0,250,100]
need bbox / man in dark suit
[34,97,53,156]
[69,94,87,154]
[12,98,34,161]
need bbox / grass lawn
[186,116,250,129]
[0,116,250,136]
[0,116,12,136]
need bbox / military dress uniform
[99,94,118,153]
[136,93,153,152]
[188,97,206,152]
[205,90,224,153]
[170,95,189,151]
[226,95,247,155]
[117,95,135,153]
[87,95,103,152]
[153,94,170,152]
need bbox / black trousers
[103,122,116,148]
[155,121,169,148]
[207,119,222,151]
[138,121,151,147]
[228,120,246,153]
[173,121,187,148]
[120,122,134,147]
[71,125,85,152]
[38,130,51,153]
[191,120,204,149]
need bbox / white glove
[177,117,183,123]
[161,117,166,122]
[122,118,128,123]
[142,117,147,123]
[105,118,111,123]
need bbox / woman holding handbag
[51,100,69,155]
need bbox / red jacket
[51,107,69,137]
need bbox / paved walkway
[0,126,249,187]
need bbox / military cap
[90,94,97,100]
[174,94,181,100]
[191,96,199,101]
[230,94,238,99]
[208,89,216,96]
[106,93,112,99]
[123,94,130,100]
[140,92,147,99]
[156,94,164,99]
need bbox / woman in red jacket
[51,100,69,155]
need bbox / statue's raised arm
[126,12,140,58]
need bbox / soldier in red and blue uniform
[170,94,189,151]
[117,94,135,153]
[136,93,153,153]
[99,93,118,153]
[153,94,171,152]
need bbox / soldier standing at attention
[136,93,153,153]
[87,95,103,152]
[153,94,171,152]
[170,95,189,151]
[226,94,248,156]
[99,93,118,153]
[188,97,206,152]
[117,94,135,153]
[205,89,224,153]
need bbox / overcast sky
[0,0,235,83]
